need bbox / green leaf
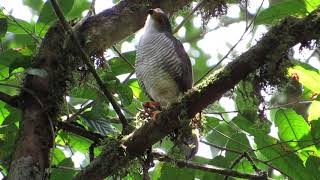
[52,148,66,165]
[205,122,241,157]
[198,156,231,179]
[23,0,44,13]
[1,15,33,34]
[100,70,119,93]
[233,159,255,175]
[128,79,141,98]
[306,156,320,177]
[310,120,320,149]
[288,62,320,93]
[50,158,76,180]
[255,0,307,25]
[0,18,7,38]
[117,83,133,106]
[305,0,320,12]
[254,135,312,179]
[224,133,258,175]
[205,122,233,147]
[2,105,21,125]
[203,116,220,130]
[225,133,250,159]
[59,132,92,153]
[235,81,259,120]
[0,123,18,167]
[4,34,37,50]
[0,81,20,101]
[67,0,90,19]
[70,85,97,100]
[108,51,135,76]
[38,0,74,24]
[275,109,313,150]
[0,65,9,80]
[150,161,163,179]
[159,162,195,180]
[81,114,119,136]
[232,115,270,137]
[86,97,109,117]
[0,49,32,71]
[0,104,19,168]
[127,79,148,101]
[67,97,90,107]
[308,101,320,121]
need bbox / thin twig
[66,101,94,123]
[51,165,81,171]
[0,91,19,108]
[50,0,129,134]
[173,0,207,34]
[200,139,242,154]
[208,125,250,149]
[195,0,265,85]
[112,45,136,84]
[153,152,267,180]
[123,70,135,84]
[201,139,319,179]
[201,141,285,177]
[243,152,261,174]
[0,83,44,108]
[205,100,312,115]
[87,0,96,16]
[55,120,104,142]
[224,152,263,180]
[265,140,320,163]
[254,139,314,152]
[0,7,41,44]
[112,46,135,69]
[87,83,135,116]
[89,142,99,162]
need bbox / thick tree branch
[55,121,103,142]
[8,23,67,180]
[77,0,194,55]
[74,8,320,179]
[153,152,267,180]
[0,91,19,108]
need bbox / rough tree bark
[6,0,320,179]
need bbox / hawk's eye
[155,15,165,25]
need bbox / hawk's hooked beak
[148,9,154,15]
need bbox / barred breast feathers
[137,33,182,73]
[136,33,184,106]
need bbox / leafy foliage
[1,0,320,179]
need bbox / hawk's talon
[141,101,161,121]
[151,110,160,120]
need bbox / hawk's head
[145,8,172,33]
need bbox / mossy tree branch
[74,8,320,179]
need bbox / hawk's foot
[142,101,161,120]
